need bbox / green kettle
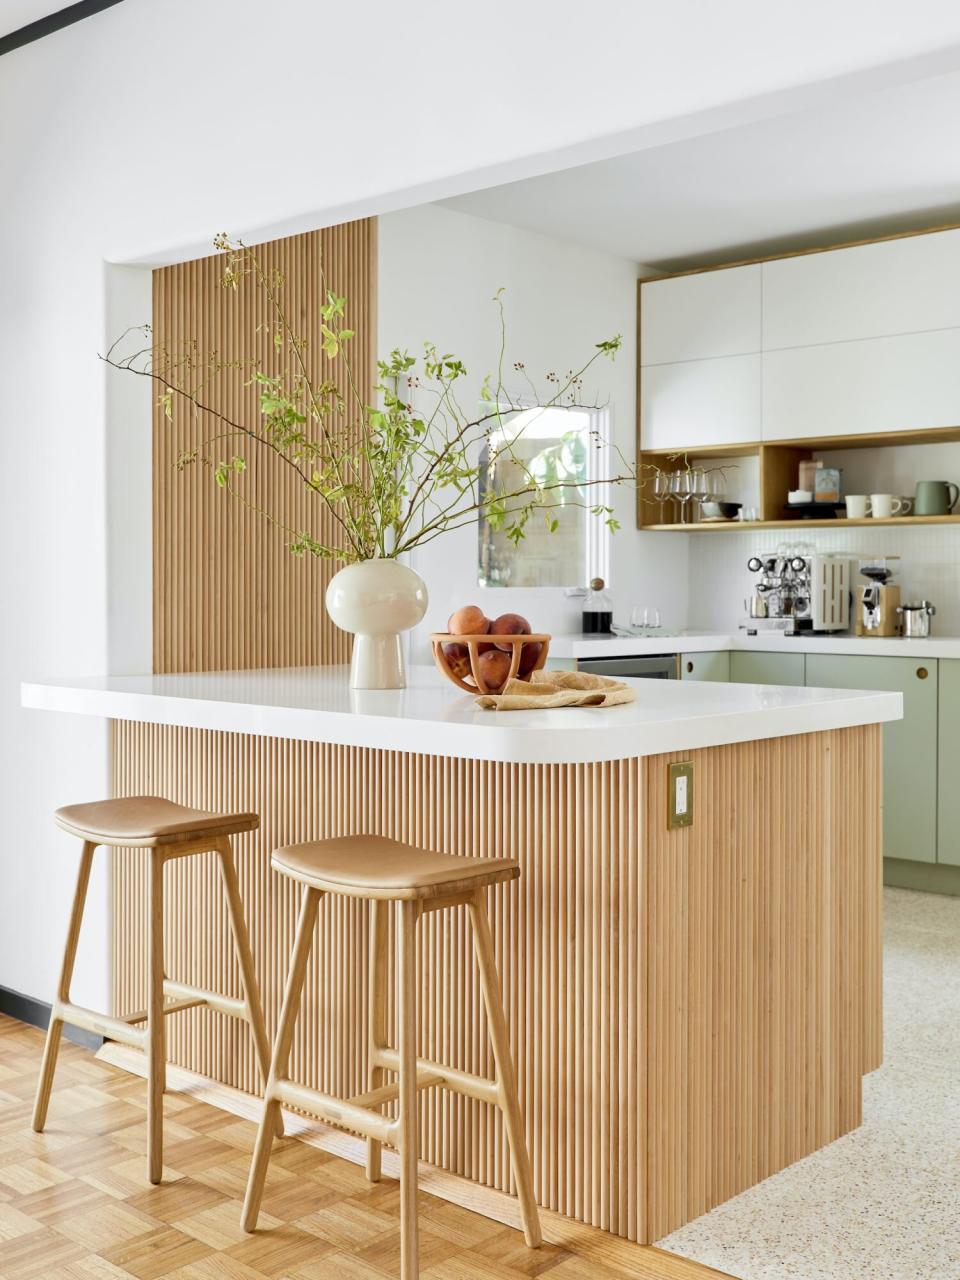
[914,480,959,516]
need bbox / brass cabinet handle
[917,667,929,680]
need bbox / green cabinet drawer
[681,651,730,682]
[806,653,937,864]
[938,660,960,866]
[729,651,805,686]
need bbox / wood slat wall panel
[109,721,881,1243]
[151,220,376,673]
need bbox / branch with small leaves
[102,236,680,566]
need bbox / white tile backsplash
[688,524,960,634]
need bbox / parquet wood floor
[0,1015,736,1280]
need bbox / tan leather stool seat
[55,796,259,847]
[272,834,519,900]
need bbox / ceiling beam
[0,0,124,57]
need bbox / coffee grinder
[855,559,902,637]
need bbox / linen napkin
[474,668,636,711]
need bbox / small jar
[582,578,613,635]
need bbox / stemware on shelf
[670,470,695,524]
[653,470,671,524]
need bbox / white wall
[4,0,960,1006]
[378,205,689,652]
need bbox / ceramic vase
[325,558,428,689]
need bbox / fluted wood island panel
[110,719,881,1243]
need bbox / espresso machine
[742,552,851,634]
[855,559,902,637]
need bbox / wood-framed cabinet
[637,223,960,527]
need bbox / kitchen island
[22,667,901,1243]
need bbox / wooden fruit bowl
[430,633,551,694]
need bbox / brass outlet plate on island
[668,761,694,828]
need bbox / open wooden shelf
[637,425,960,531]
[645,514,960,531]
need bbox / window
[477,404,610,588]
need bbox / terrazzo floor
[658,886,960,1280]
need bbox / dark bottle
[582,577,613,634]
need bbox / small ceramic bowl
[430,633,551,694]
[700,500,742,520]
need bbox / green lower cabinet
[681,651,730,681]
[805,654,938,865]
[937,660,960,866]
[729,650,806,686]
[545,657,577,672]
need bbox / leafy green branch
[102,236,667,564]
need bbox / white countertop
[21,665,901,766]
[549,631,960,660]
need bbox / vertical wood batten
[151,220,376,675]
[109,723,880,1243]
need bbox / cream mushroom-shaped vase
[325,558,429,689]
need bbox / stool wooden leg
[242,885,321,1233]
[147,850,167,1184]
[215,838,283,1139]
[398,899,420,1280]
[469,889,542,1249]
[32,841,96,1132]
[366,898,389,1182]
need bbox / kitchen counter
[22,665,891,1246]
[22,665,901,764]
[549,630,960,660]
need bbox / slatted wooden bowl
[430,633,551,694]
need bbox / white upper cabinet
[764,329,960,440]
[641,354,762,450]
[641,264,761,365]
[763,229,960,350]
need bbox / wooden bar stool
[241,834,542,1278]
[32,795,277,1183]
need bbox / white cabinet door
[763,229,960,350]
[641,354,762,449]
[641,264,761,365]
[763,328,960,440]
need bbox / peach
[448,604,490,636]
[490,612,531,650]
[518,640,543,675]
[476,648,512,691]
[441,641,472,681]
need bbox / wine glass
[653,470,671,524]
[689,467,708,522]
[669,470,694,524]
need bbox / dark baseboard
[884,857,960,897]
[0,985,103,1051]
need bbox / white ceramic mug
[846,495,871,519]
[897,496,914,516]
[871,493,907,519]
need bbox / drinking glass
[689,467,708,522]
[630,605,661,634]
[670,470,695,524]
[653,470,671,524]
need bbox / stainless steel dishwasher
[577,653,678,679]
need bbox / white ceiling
[441,64,960,272]
[0,2,71,40]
